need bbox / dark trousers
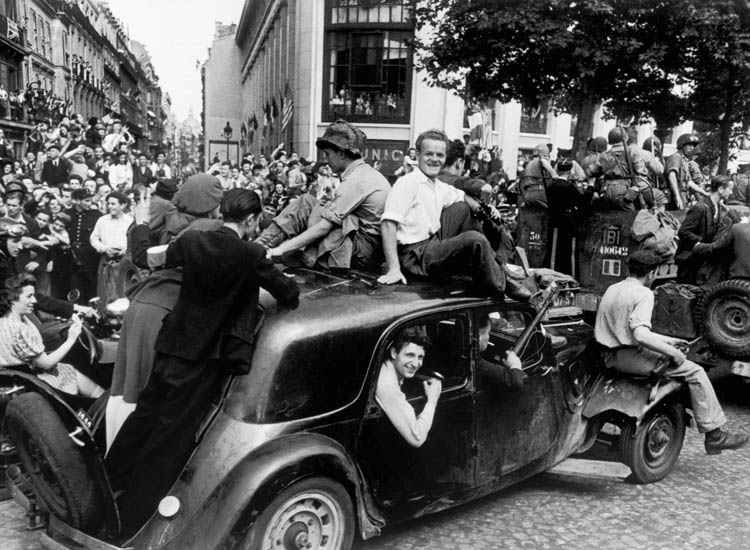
[399,202,506,294]
[104,352,225,536]
[69,269,97,304]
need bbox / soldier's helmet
[589,136,608,153]
[642,136,662,152]
[607,127,628,145]
[316,119,367,156]
[676,133,699,149]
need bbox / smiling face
[13,285,37,316]
[417,139,447,179]
[107,197,123,216]
[390,342,426,381]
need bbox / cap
[315,119,367,155]
[172,174,223,215]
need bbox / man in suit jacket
[40,143,71,188]
[676,175,734,284]
[132,152,155,186]
[106,187,300,536]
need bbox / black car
[1,267,690,550]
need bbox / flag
[282,84,294,130]
[7,20,18,41]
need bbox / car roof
[257,267,506,339]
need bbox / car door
[355,312,476,523]
[472,306,563,485]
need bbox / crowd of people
[3,115,750,538]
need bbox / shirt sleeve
[321,180,368,226]
[381,177,415,224]
[665,153,681,176]
[375,365,436,447]
[12,321,45,362]
[438,180,465,208]
[89,217,105,252]
[628,290,654,332]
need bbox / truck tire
[619,401,686,484]
[696,279,750,358]
[6,392,103,531]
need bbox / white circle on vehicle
[158,496,181,518]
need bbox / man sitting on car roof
[256,119,391,271]
[376,128,530,301]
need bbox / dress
[0,315,78,394]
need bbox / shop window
[324,0,414,124]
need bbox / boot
[705,428,749,455]
[504,278,531,302]
[254,222,286,248]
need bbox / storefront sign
[361,139,409,177]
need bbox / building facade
[206,0,731,179]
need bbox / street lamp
[222,121,233,163]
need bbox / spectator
[40,143,71,188]
[109,151,134,190]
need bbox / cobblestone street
[3,369,750,550]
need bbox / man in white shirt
[108,151,133,190]
[375,326,441,448]
[102,121,133,153]
[595,250,747,455]
[377,129,530,301]
[90,191,133,259]
[151,151,172,181]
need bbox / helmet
[589,136,608,153]
[532,144,550,158]
[607,127,628,145]
[315,119,367,156]
[676,133,699,149]
[642,136,662,152]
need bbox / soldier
[581,136,608,190]
[665,133,706,210]
[589,127,660,211]
[519,144,559,208]
[642,136,666,188]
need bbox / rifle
[511,282,561,357]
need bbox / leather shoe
[705,429,749,455]
[504,278,531,302]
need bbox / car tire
[6,392,103,531]
[696,279,750,358]
[619,401,686,484]
[242,476,355,550]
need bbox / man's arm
[667,170,683,210]
[377,220,406,284]
[677,205,706,251]
[269,219,334,257]
[633,326,686,366]
[376,374,441,448]
[248,242,300,309]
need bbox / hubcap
[264,492,344,550]
[711,296,750,342]
[645,415,673,463]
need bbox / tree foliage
[414,0,750,172]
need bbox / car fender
[582,373,686,424]
[134,431,383,550]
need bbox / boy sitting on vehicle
[595,250,747,455]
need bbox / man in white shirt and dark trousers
[90,191,133,299]
[377,128,530,301]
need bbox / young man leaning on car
[376,326,442,447]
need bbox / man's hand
[502,350,523,370]
[267,246,285,259]
[670,347,686,367]
[675,194,684,210]
[24,261,40,273]
[378,268,406,285]
[423,377,442,403]
[73,305,96,318]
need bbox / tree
[414,0,687,157]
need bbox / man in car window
[376,326,442,448]
[595,250,747,455]
[477,314,527,389]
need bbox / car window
[385,314,470,400]
[476,307,544,366]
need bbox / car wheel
[243,476,354,550]
[619,402,686,484]
[115,258,144,299]
[6,392,103,531]
[696,279,750,358]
